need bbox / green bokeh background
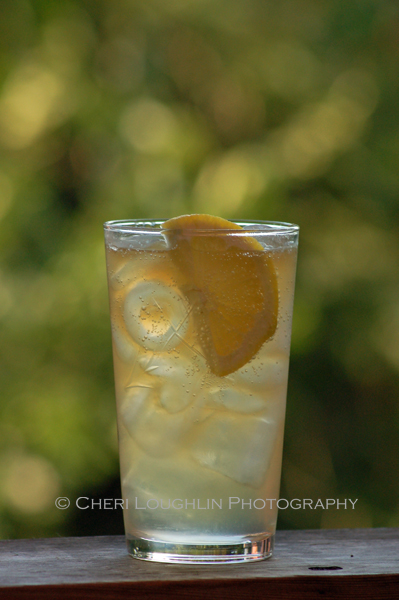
[1,0,398,538]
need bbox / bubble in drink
[207,386,267,413]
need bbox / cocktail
[104,215,299,563]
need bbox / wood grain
[0,529,398,599]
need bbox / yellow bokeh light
[0,61,65,149]
[2,453,61,514]
[270,69,379,179]
[120,98,178,153]
[193,150,267,215]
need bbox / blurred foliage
[0,0,399,538]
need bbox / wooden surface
[0,528,398,599]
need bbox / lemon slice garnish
[163,214,278,376]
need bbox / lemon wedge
[162,214,278,376]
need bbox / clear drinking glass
[104,219,299,564]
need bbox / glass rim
[103,219,299,235]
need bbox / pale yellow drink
[104,218,298,563]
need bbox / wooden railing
[0,528,398,599]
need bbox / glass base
[126,534,274,564]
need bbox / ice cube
[122,454,264,538]
[122,454,203,504]
[191,413,277,487]
[109,260,136,291]
[207,387,266,413]
[120,384,200,456]
[111,321,140,363]
[139,348,206,377]
[138,352,188,379]
[106,230,166,253]
[226,352,289,389]
[124,280,189,352]
[128,233,167,250]
[136,350,205,413]
[159,382,201,414]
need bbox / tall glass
[104,219,299,564]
